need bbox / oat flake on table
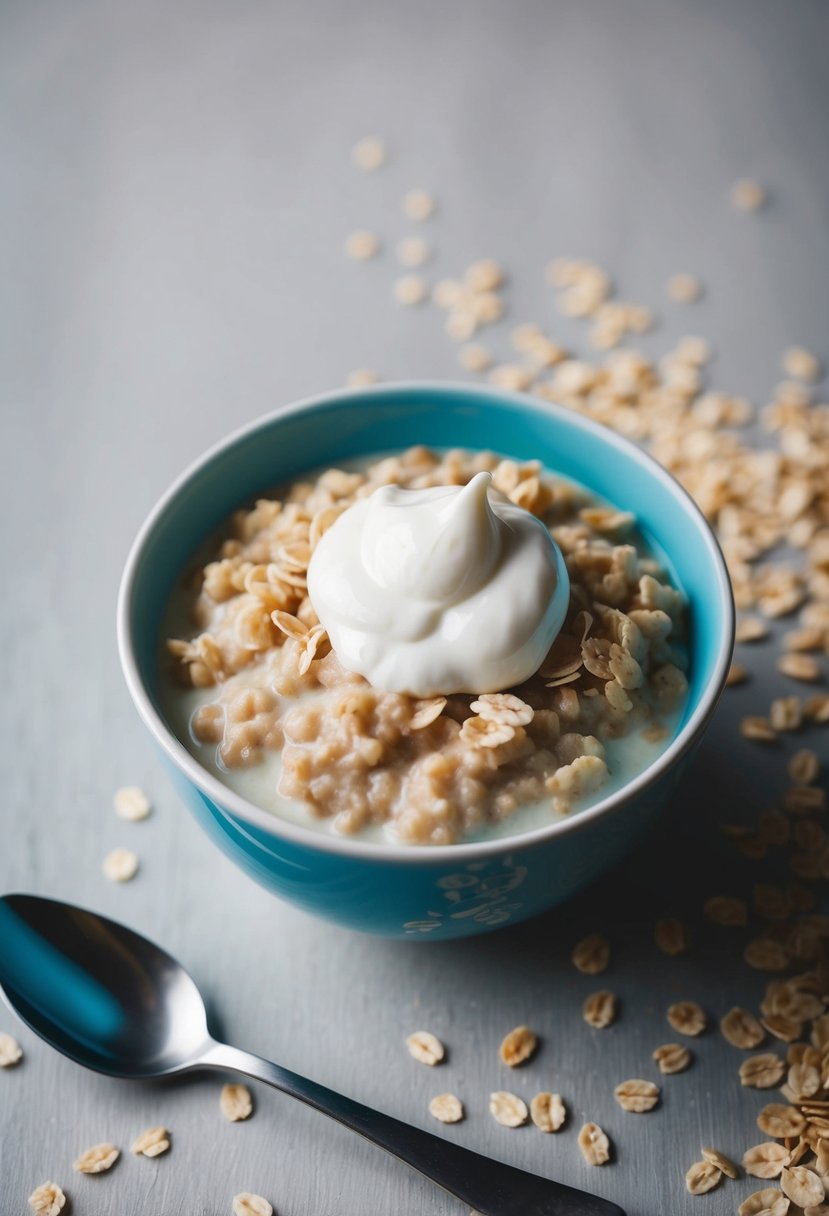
[27,1183,66,1216]
[72,1142,120,1173]
[102,847,139,883]
[0,1031,22,1066]
[489,1091,528,1128]
[685,1160,722,1195]
[530,1092,566,1132]
[405,1031,444,1066]
[221,1082,253,1122]
[428,1093,464,1124]
[113,785,151,821]
[131,1126,170,1157]
[498,1025,537,1066]
[232,1193,273,1216]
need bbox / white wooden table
[1,2,827,1213]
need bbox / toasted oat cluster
[165,447,688,845]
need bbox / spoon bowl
[0,893,624,1216]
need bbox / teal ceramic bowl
[118,383,734,939]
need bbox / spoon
[0,894,624,1216]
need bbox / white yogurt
[306,471,570,697]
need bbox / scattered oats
[685,1160,722,1195]
[578,1122,610,1165]
[740,1053,786,1088]
[704,895,748,926]
[731,179,767,211]
[743,1143,791,1179]
[782,347,822,383]
[0,1032,22,1067]
[488,363,534,392]
[572,934,610,975]
[530,1092,566,1132]
[667,273,702,303]
[654,918,688,955]
[499,1025,538,1067]
[789,748,820,785]
[784,785,826,813]
[701,1148,738,1179]
[781,1166,824,1208]
[614,1078,660,1112]
[465,259,504,292]
[788,1061,820,1098]
[738,1189,790,1216]
[232,1195,273,1216]
[778,653,821,682]
[675,334,712,364]
[406,1031,445,1066]
[351,136,386,171]
[393,274,428,306]
[345,368,379,388]
[131,1126,170,1157]
[727,663,749,687]
[737,617,769,643]
[113,786,151,821]
[653,1042,692,1074]
[489,1091,529,1128]
[445,311,478,342]
[721,1007,765,1049]
[409,697,447,730]
[429,1093,464,1124]
[458,343,492,373]
[741,716,777,743]
[397,236,431,268]
[471,693,534,727]
[344,230,380,261]
[667,1001,707,1036]
[102,847,139,883]
[73,1143,120,1174]
[583,990,617,1029]
[745,939,789,971]
[221,1082,253,1122]
[27,1183,66,1216]
[770,697,802,731]
[757,1104,806,1139]
[403,189,435,221]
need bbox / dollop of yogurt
[306,471,570,697]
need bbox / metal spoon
[0,894,624,1216]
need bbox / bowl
[117,382,734,939]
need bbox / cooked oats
[471,693,534,727]
[113,785,151,821]
[72,1143,119,1174]
[499,1025,538,1067]
[667,273,702,304]
[102,847,139,883]
[429,1093,464,1123]
[730,179,767,211]
[27,1183,66,1216]
[406,1031,445,1066]
[685,1160,722,1195]
[409,697,447,730]
[344,230,380,261]
[232,1194,273,1216]
[704,895,749,926]
[743,1143,792,1179]
[131,1126,170,1157]
[781,1165,824,1208]
[738,1189,790,1216]
[351,136,386,170]
[572,935,610,975]
[653,1042,692,1074]
[489,1091,529,1128]
[530,1092,566,1132]
[701,1147,738,1179]
[402,189,435,221]
[577,1122,610,1165]
[740,1053,786,1088]
[667,1001,707,1036]
[0,1032,22,1067]
[614,1078,660,1112]
[393,274,428,306]
[654,918,688,955]
[221,1083,253,1122]
[778,653,821,681]
[583,990,617,1029]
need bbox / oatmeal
[162,446,689,845]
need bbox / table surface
[2,2,828,1214]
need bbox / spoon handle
[204,1041,624,1216]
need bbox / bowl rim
[117,380,735,866]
